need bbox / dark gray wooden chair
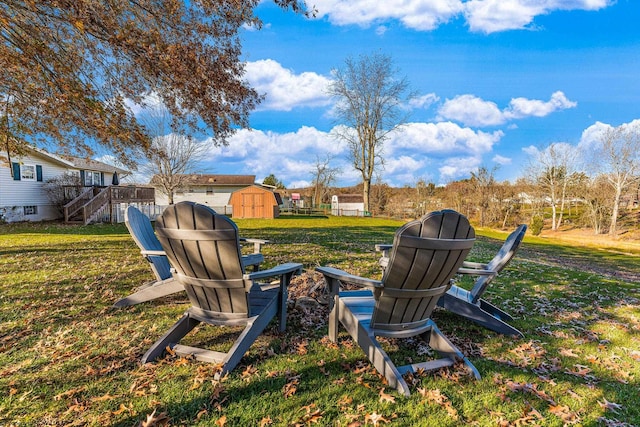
[114,205,267,308]
[141,202,301,378]
[438,224,527,337]
[317,210,479,396]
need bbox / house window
[21,164,36,181]
[84,171,102,186]
[23,205,38,215]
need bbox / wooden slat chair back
[155,203,250,320]
[141,202,302,378]
[372,210,475,334]
[125,205,172,282]
[317,210,479,396]
[469,224,527,303]
[113,206,185,308]
[114,205,267,308]
[438,224,527,337]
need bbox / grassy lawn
[1,216,639,426]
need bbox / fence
[111,204,234,223]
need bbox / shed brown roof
[335,194,364,203]
[150,174,255,186]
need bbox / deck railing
[63,185,155,224]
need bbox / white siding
[155,185,243,209]
[0,152,70,222]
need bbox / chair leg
[479,298,514,321]
[276,272,293,332]
[114,279,184,308]
[338,299,410,396]
[425,322,481,380]
[328,294,340,342]
[440,293,523,337]
[141,313,200,363]
[217,305,276,379]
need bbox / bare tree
[579,175,612,234]
[470,166,498,227]
[311,154,341,207]
[145,133,208,205]
[591,123,640,236]
[327,53,412,213]
[527,143,578,231]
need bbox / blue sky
[132,0,640,188]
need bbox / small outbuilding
[331,194,366,217]
[230,185,281,219]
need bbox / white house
[0,146,127,223]
[151,174,257,214]
[331,194,366,217]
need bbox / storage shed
[230,185,281,219]
[331,194,366,217]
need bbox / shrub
[530,214,544,235]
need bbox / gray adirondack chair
[438,224,527,337]
[114,205,267,308]
[141,202,302,378]
[317,210,479,396]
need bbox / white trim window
[21,164,36,181]
[84,171,102,186]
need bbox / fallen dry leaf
[378,388,395,403]
[139,409,170,427]
[364,412,390,425]
[260,416,273,426]
[599,398,624,414]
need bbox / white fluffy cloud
[464,0,611,33]
[388,122,503,155]
[203,126,343,187]
[198,120,504,187]
[504,91,577,120]
[407,93,440,110]
[438,91,576,127]
[311,0,612,33]
[312,0,462,31]
[244,59,332,111]
[492,154,512,165]
[438,95,504,127]
[439,156,483,181]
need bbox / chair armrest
[375,244,393,270]
[316,266,383,289]
[457,267,497,276]
[239,237,269,254]
[374,243,393,256]
[141,249,167,257]
[241,253,264,270]
[246,262,302,280]
[461,260,489,269]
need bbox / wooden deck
[64,185,155,224]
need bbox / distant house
[331,194,366,217]
[0,146,128,223]
[230,185,282,219]
[151,174,256,213]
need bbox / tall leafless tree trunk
[528,143,578,231]
[592,124,640,236]
[327,53,412,213]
